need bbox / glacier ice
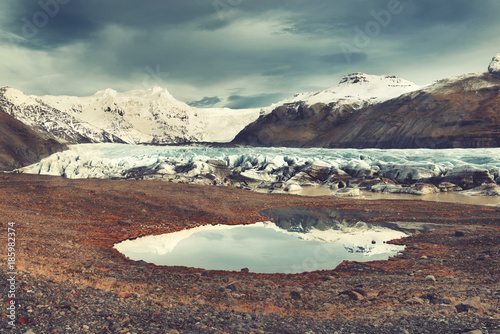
[18,143,500,197]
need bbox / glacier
[17,143,500,198]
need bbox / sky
[1,0,500,109]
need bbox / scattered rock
[463,330,483,334]
[404,297,425,305]
[290,291,302,300]
[102,277,118,287]
[117,292,132,299]
[340,290,364,301]
[456,297,483,313]
[226,281,245,292]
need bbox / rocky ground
[0,173,499,333]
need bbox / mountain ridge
[232,55,500,149]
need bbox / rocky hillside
[0,110,66,171]
[233,55,500,149]
[0,86,260,145]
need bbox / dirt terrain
[0,173,499,333]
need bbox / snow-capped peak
[0,85,262,145]
[95,88,118,98]
[488,53,500,75]
[1,86,39,106]
[334,73,418,100]
[265,73,419,112]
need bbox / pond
[114,207,407,273]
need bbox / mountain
[0,86,261,145]
[263,72,419,113]
[0,109,66,170]
[232,56,500,149]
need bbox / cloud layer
[1,0,500,108]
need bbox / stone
[425,275,436,282]
[117,292,132,298]
[290,291,302,300]
[226,281,244,292]
[404,297,425,305]
[463,330,483,334]
[456,296,483,313]
[454,231,465,237]
[102,277,118,287]
[340,290,364,301]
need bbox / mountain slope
[0,110,66,170]
[233,67,500,148]
[0,87,261,145]
[264,73,419,113]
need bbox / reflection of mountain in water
[259,206,366,233]
[344,245,375,254]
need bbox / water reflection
[115,213,406,274]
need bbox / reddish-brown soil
[1,173,499,333]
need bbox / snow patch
[488,53,500,75]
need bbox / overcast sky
[1,0,500,108]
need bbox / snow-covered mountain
[264,73,419,112]
[233,57,500,148]
[0,86,261,144]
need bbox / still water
[115,221,406,274]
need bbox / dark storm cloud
[1,0,500,107]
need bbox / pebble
[425,275,436,282]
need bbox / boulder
[456,296,483,313]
